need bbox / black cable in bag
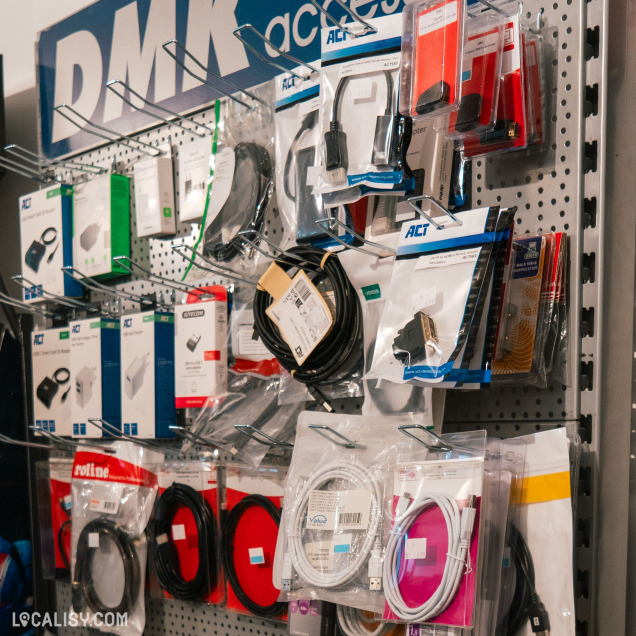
[253,246,363,403]
[221,494,287,619]
[72,517,141,615]
[153,482,218,600]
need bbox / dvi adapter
[393,312,441,366]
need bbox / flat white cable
[336,604,392,636]
[383,492,477,622]
[285,460,383,590]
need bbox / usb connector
[460,495,477,546]
[324,121,348,184]
[395,492,412,519]
[281,551,293,592]
[368,542,383,591]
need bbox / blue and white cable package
[316,14,412,195]
[367,206,506,386]
[121,311,175,439]
[19,184,82,303]
[69,318,121,438]
[31,327,72,436]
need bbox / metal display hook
[106,80,214,138]
[88,419,171,453]
[0,291,65,320]
[236,230,321,272]
[29,426,117,454]
[54,104,165,158]
[162,40,264,109]
[407,194,464,230]
[234,425,294,448]
[11,275,99,313]
[0,155,56,183]
[0,432,54,451]
[308,0,377,37]
[169,425,217,450]
[397,425,453,453]
[4,144,106,175]
[171,243,260,288]
[233,25,319,81]
[315,217,396,257]
[307,424,363,449]
[112,256,216,301]
[62,266,156,308]
[467,0,510,17]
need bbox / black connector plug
[415,81,451,115]
[479,119,520,144]
[455,93,483,133]
[372,114,396,166]
[324,121,348,184]
[392,311,440,366]
[528,594,550,635]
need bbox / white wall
[0,0,97,96]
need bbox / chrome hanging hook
[307,424,363,449]
[234,425,294,448]
[406,195,463,230]
[4,144,107,176]
[308,0,377,37]
[11,275,99,313]
[397,424,453,452]
[30,426,117,454]
[316,217,396,257]
[0,291,65,320]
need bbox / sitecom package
[32,327,72,436]
[70,441,162,636]
[73,173,131,278]
[174,287,228,408]
[70,318,121,438]
[121,311,175,439]
[19,184,82,302]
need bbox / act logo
[282,76,296,91]
[71,325,81,334]
[404,223,430,239]
[21,198,31,211]
[123,319,132,328]
[33,334,44,345]
[326,28,347,44]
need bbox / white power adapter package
[121,311,175,438]
[133,152,176,237]
[174,287,228,408]
[69,318,121,437]
[31,327,72,436]
[178,137,212,222]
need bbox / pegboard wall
[20,0,607,634]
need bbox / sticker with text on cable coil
[306,490,372,531]
[88,482,121,514]
[266,271,333,366]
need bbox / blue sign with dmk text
[37,0,405,159]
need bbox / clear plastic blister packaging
[149,459,222,605]
[223,464,288,620]
[183,373,298,467]
[382,431,486,628]
[69,441,162,636]
[274,412,398,613]
[186,82,276,284]
[36,458,73,581]
[400,0,467,120]
[367,206,506,386]
[317,14,412,196]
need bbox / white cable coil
[287,460,383,588]
[383,491,476,623]
[336,604,392,636]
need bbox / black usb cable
[284,110,319,202]
[72,517,141,615]
[153,482,219,601]
[221,494,286,618]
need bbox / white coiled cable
[287,460,383,588]
[383,492,476,622]
[336,604,392,636]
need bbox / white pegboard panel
[55,583,289,636]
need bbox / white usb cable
[285,460,383,590]
[383,492,477,622]
[336,604,391,636]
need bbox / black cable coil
[221,494,287,618]
[253,246,363,391]
[72,517,141,615]
[153,482,218,600]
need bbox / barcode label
[102,501,117,511]
[338,512,361,526]
[89,482,121,515]
[266,271,333,365]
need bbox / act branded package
[121,311,175,439]
[69,317,121,437]
[133,153,176,237]
[73,173,131,278]
[32,326,72,436]
[174,287,228,408]
[19,184,82,302]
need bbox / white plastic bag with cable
[382,431,486,628]
[273,412,399,612]
[69,441,162,636]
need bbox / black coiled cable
[221,494,286,618]
[253,246,363,394]
[153,482,218,600]
[72,517,140,615]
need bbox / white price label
[348,78,376,102]
[306,490,372,531]
[333,533,352,554]
[304,540,334,570]
[88,533,100,549]
[405,537,427,560]
[415,246,481,270]
[237,327,270,358]
[248,547,265,565]
[266,271,333,365]
[418,0,458,37]
[89,483,120,515]
[172,524,186,541]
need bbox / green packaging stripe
[59,331,70,340]
[361,283,381,301]
[90,321,120,329]
[143,314,174,323]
